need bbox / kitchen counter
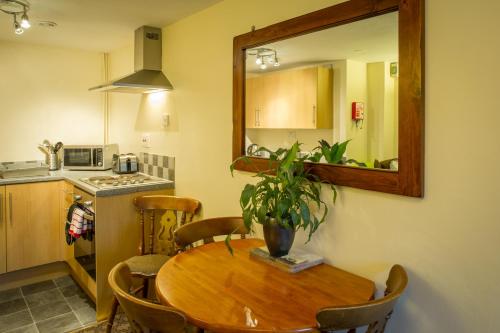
[0,169,174,197]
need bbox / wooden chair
[108,261,199,333]
[174,216,249,251]
[316,265,408,333]
[107,195,201,333]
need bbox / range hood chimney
[89,26,173,94]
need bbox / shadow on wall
[389,268,465,332]
[135,91,178,132]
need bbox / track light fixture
[21,11,30,29]
[247,48,281,70]
[13,16,23,34]
[0,0,31,35]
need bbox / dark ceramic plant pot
[262,217,295,257]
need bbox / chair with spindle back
[316,264,408,333]
[174,216,249,251]
[106,195,201,333]
[109,262,201,333]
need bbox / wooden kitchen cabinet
[5,181,61,272]
[245,66,333,129]
[0,186,5,274]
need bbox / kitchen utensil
[54,142,63,153]
[38,144,49,154]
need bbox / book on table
[249,246,324,273]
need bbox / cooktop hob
[79,173,167,189]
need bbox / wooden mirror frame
[232,0,424,197]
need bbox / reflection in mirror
[245,12,399,171]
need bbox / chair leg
[142,278,149,299]
[106,297,119,333]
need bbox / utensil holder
[49,153,59,171]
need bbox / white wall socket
[141,133,151,148]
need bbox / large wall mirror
[233,0,424,197]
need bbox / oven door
[74,237,96,280]
[64,148,94,169]
[72,187,96,281]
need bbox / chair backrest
[316,265,408,333]
[108,262,187,333]
[174,216,249,250]
[134,195,201,256]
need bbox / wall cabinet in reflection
[246,66,333,129]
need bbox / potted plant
[307,139,366,167]
[230,142,336,257]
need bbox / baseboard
[0,261,70,291]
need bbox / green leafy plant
[228,142,336,254]
[307,139,367,167]
[311,139,350,164]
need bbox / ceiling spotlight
[247,47,282,71]
[13,17,23,34]
[20,11,30,29]
[1,1,31,35]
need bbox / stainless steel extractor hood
[89,26,173,93]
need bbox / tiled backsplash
[139,153,175,181]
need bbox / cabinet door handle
[255,109,260,127]
[312,105,317,125]
[0,193,3,226]
[8,193,12,225]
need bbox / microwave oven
[63,144,118,170]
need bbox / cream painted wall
[383,62,398,159]
[345,59,368,162]
[367,62,385,161]
[108,0,500,331]
[0,40,103,161]
[367,62,398,162]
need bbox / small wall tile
[139,153,175,180]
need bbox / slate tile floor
[0,275,96,333]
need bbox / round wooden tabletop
[155,239,375,332]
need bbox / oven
[72,187,96,281]
[63,144,118,170]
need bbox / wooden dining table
[155,239,375,332]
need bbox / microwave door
[92,148,97,167]
[64,149,92,168]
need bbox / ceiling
[246,11,398,73]
[0,0,221,52]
